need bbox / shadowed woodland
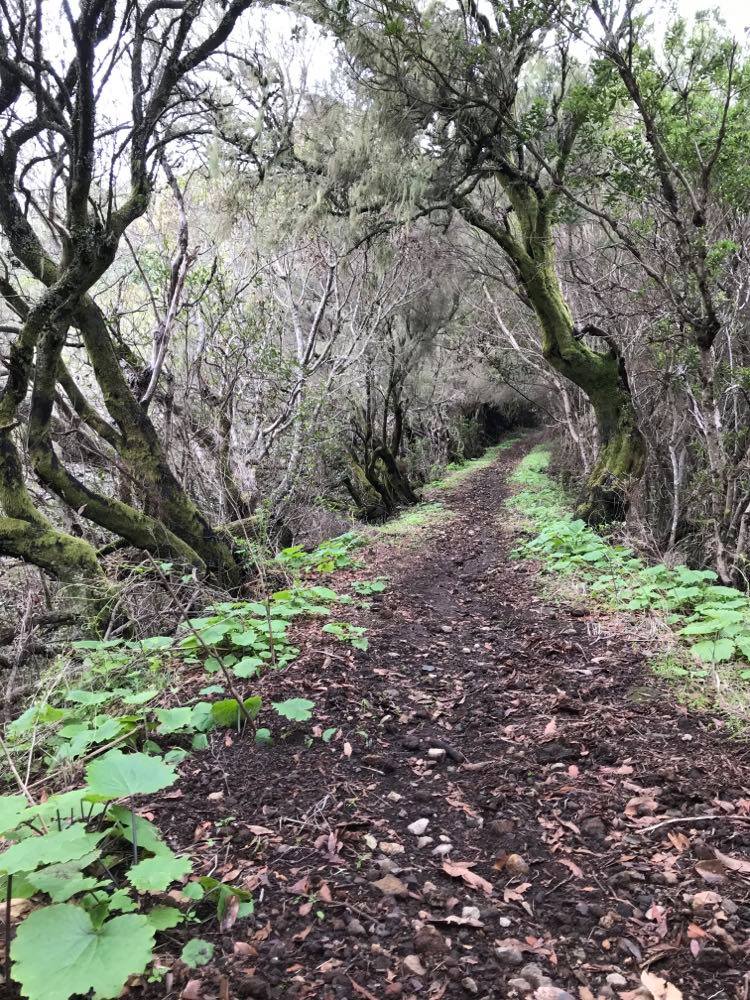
[1,1,750,999]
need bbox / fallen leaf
[9,898,32,920]
[318,958,343,973]
[251,921,271,942]
[429,913,484,927]
[403,955,427,976]
[503,881,531,904]
[543,718,557,738]
[350,978,381,1000]
[220,893,239,931]
[319,882,333,902]
[640,971,683,1000]
[625,794,659,817]
[714,848,750,874]
[371,874,409,897]
[687,922,709,937]
[690,890,721,909]
[379,841,405,855]
[181,982,202,1000]
[667,831,690,852]
[557,857,583,878]
[442,860,493,896]
[246,825,275,836]
[343,742,352,757]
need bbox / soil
[133,438,750,999]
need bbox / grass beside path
[506,445,750,731]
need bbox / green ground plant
[375,501,451,537]
[426,438,520,493]
[0,535,375,997]
[508,447,750,716]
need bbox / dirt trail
[149,439,750,1000]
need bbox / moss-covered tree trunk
[73,298,242,585]
[461,192,646,523]
[28,323,213,573]
[0,433,108,608]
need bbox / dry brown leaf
[577,990,595,1000]
[350,977,381,1000]
[640,971,683,1000]
[220,893,240,931]
[690,890,721,909]
[402,955,427,976]
[625,794,659,817]
[503,881,531,903]
[246,824,275,836]
[318,958,343,973]
[251,921,272,942]
[714,848,750,874]
[343,742,353,757]
[9,898,33,920]
[319,882,333,902]
[557,857,584,878]
[181,981,203,1000]
[233,941,255,956]
[687,922,710,938]
[442,860,493,896]
[667,831,690,852]
[371,874,409,897]
[543,718,557,738]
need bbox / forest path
[151,438,750,1000]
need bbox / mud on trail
[142,438,750,1000]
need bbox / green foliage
[376,501,449,536]
[86,750,177,800]
[11,905,155,1000]
[0,825,104,876]
[272,697,315,722]
[352,577,388,595]
[509,447,750,685]
[276,532,365,573]
[0,556,360,998]
[181,937,215,968]
[127,852,192,893]
[322,621,369,651]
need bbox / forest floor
[141,436,750,1000]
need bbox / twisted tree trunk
[461,194,646,523]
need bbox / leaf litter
[120,439,750,1000]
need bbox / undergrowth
[426,437,520,492]
[0,438,509,998]
[0,534,374,1000]
[507,446,750,725]
[374,501,451,537]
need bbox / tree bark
[460,195,646,523]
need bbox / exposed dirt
[135,438,750,1000]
